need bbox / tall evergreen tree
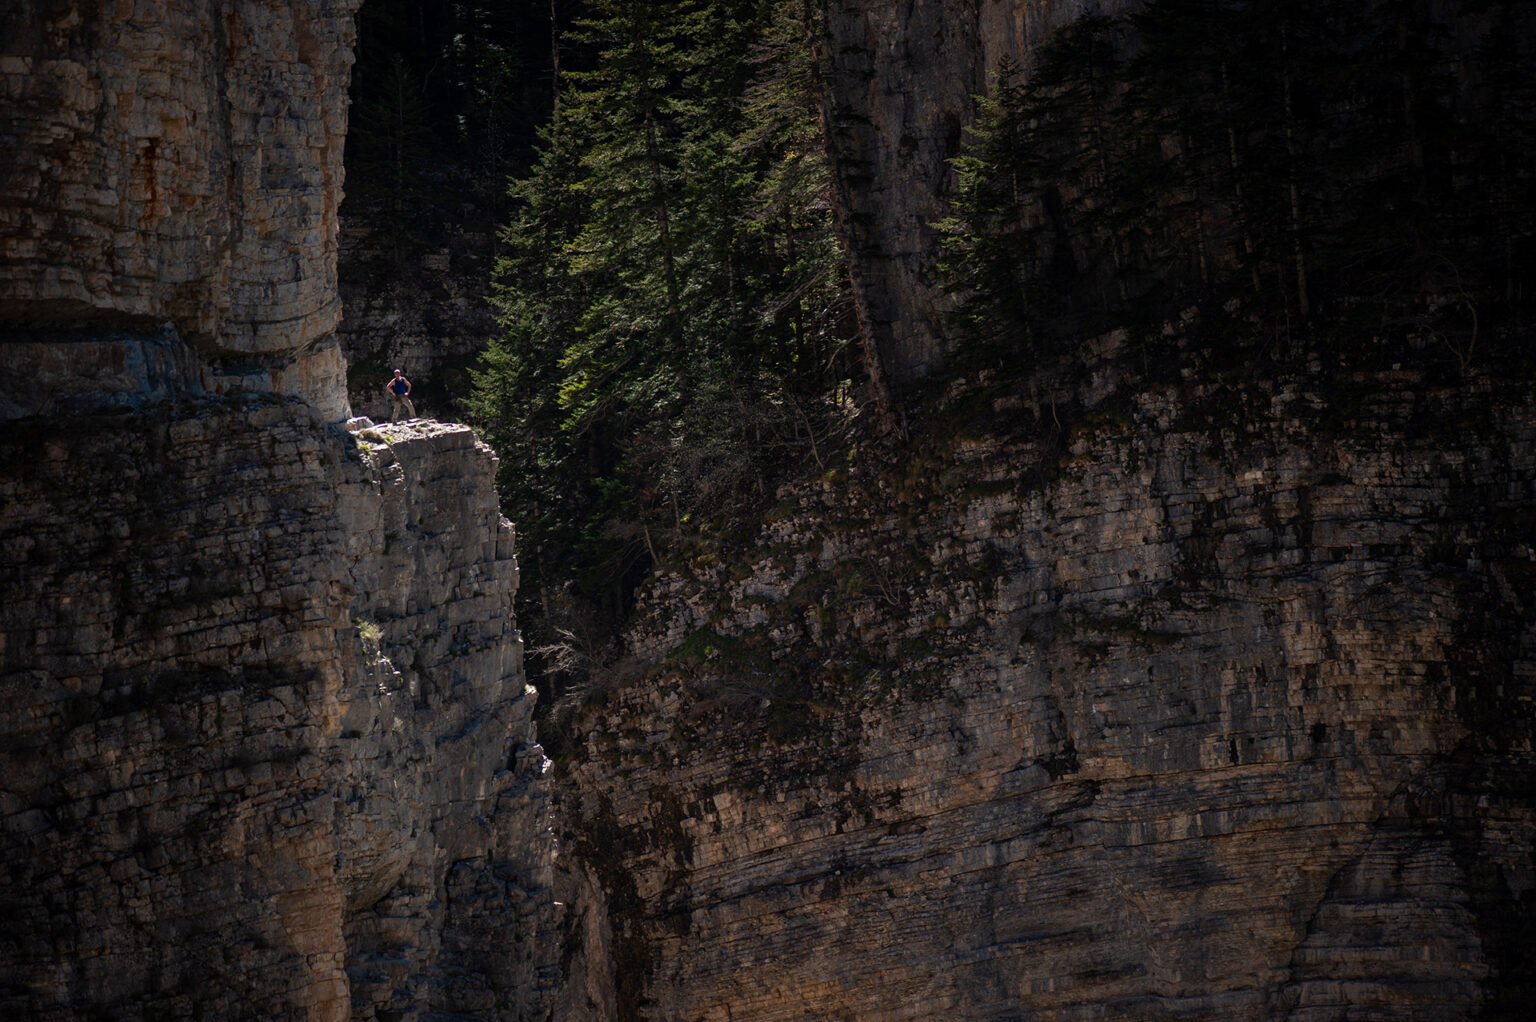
[1125,0,1265,299]
[470,0,858,672]
[1465,0,1536,308]
[738,0,856,385]
[349,52,437,266]
[937,59,1050,345]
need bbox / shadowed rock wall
[556,346,1536,1019]
[815,0,1133,388]
[0,413,555,1019]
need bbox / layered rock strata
[557,344,1536,1019]
[1,1,558,1017]
[0,412,554,1020]
[0,0,361,412]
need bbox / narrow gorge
[2,2,1533,1021]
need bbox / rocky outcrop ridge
[0,413,554,1020]
[557,344,1536,1019]
[0,1,556,1014]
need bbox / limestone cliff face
[0,414,554,1020]
[1,0,361,416]
[0,1,556,1017]
[816,0,1132,387]
[556,343,1536,1019]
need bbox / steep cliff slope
[7,1,1533,1019]
[0,0,356,407]
[0,1,556,1018]
[0,413,553,1020]
[555,339,1536,1019]
[446,0,1536,1011]
[532,4,1536,1015]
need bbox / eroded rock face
[0,412,555,1020]
[1,0,360,414]
[0,0,356,353]
[1,2,558,1016]
[557,348,1536,1019]
[815,0,1133,387]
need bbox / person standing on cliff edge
[386,369,415,421]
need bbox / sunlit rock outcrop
[1,0,360,416]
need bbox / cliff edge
[1,415,554,1019]
[0,2,555,1017]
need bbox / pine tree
[1028,15,1134,312]
[471,112,597,604]
[937,58,1049,345]
[937,14,1138,347]
[1465,0,1536,308]
[1126,0,1268,301]
[738,0,855,385]
[470,0,860,653]
[349,52,437,267]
